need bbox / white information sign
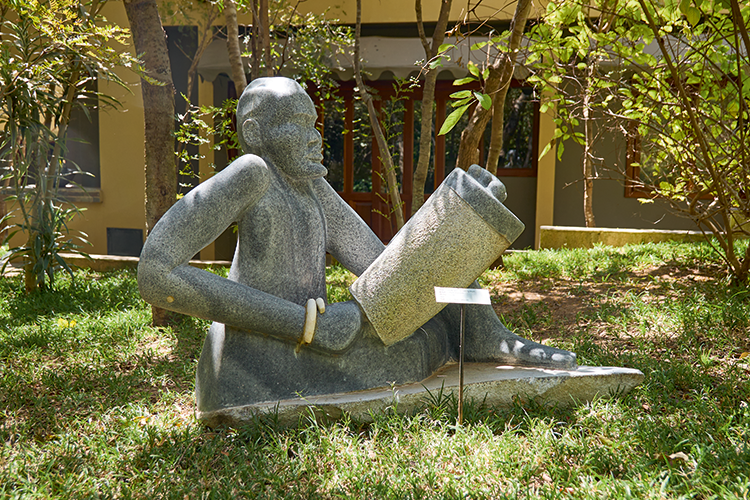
[434,287,491,305]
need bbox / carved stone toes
[501,339,578,370]
[468,337,578,370]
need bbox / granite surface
[350,166,524,345]
[197,363,645,428]
[137,77,579,420]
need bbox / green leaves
[440,84,492,136]
[453,76,476,86]
[438,56,495,135]
[475,92,492,110]
[449,90,472,100]
[438,104,470,136]
[467,61,481,78]
[0,0,129,291]
[429,44,455,69]
[539,140,554,160]
[684,6,701,26]
[437,43,454,54]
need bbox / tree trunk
[0,180,7,242]
[184,4,218,115]
[24,134,47,292]
[354,0,405,230]
[639,0,743,276]
[174,4,219,167]
[412,0,452,214]
[250,0,261,80]
[260,0,272,77]
[225,0,248,95]
[484,56,515,175]
[124,0,178,326]
[582,64,596,227]
[0,12,10,248]
[578,0,619,228]
[456,0,531,172]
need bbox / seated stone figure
[137,77,576,417]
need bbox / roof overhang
[196,36,530,83]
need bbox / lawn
[1,241,749,499]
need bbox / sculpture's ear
[242,118,261,152]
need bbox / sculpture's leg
[442,295,577,369]
[195,315,452,412]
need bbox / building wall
[236,0,527,24]
[552,127,697,231]
[60,0,537,256]
[68,1,147,255]
[3,1,147,256]
[5,0,687,257]
[498,176,537,249]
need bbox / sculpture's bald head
[237,77,326,179]
[237,77,303,144]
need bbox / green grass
[1,242,749,498]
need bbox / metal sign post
[434,286,491,425]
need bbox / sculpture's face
[265,91,327,179]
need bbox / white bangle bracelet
[301,298,317,345]
[296,298,325,354]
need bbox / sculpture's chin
[306,163,328,179]
[281,162,327,180]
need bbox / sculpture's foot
[465,323,577,370]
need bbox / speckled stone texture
[350,165,524,345]
[138,77,578,420]
[138,78,456,413]
[195,318,451,413]
[197,364,645,428]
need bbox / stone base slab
[197,363,644,428]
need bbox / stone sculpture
[137,77,577,419]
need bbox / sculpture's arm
[137,155,307,340]
[312,178,385,276]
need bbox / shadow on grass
[2,247,750,498]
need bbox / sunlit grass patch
[326,263,356,303]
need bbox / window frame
[315,78,539,241]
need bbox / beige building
[6,0,694,259]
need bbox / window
[61,78,101,201]
[0,77,102,203]
[320,79,539,241]
[625,120,650,198]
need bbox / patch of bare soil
[487,262,731,355]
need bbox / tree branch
[225,0,248,95]
[412,0,452,213]
[459,0,531,172]
[354,0,405,230]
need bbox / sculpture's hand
[307,300,364,353]
[466,164,507,202]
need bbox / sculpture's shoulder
[225,154,271,193]
[202,153,273,215]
